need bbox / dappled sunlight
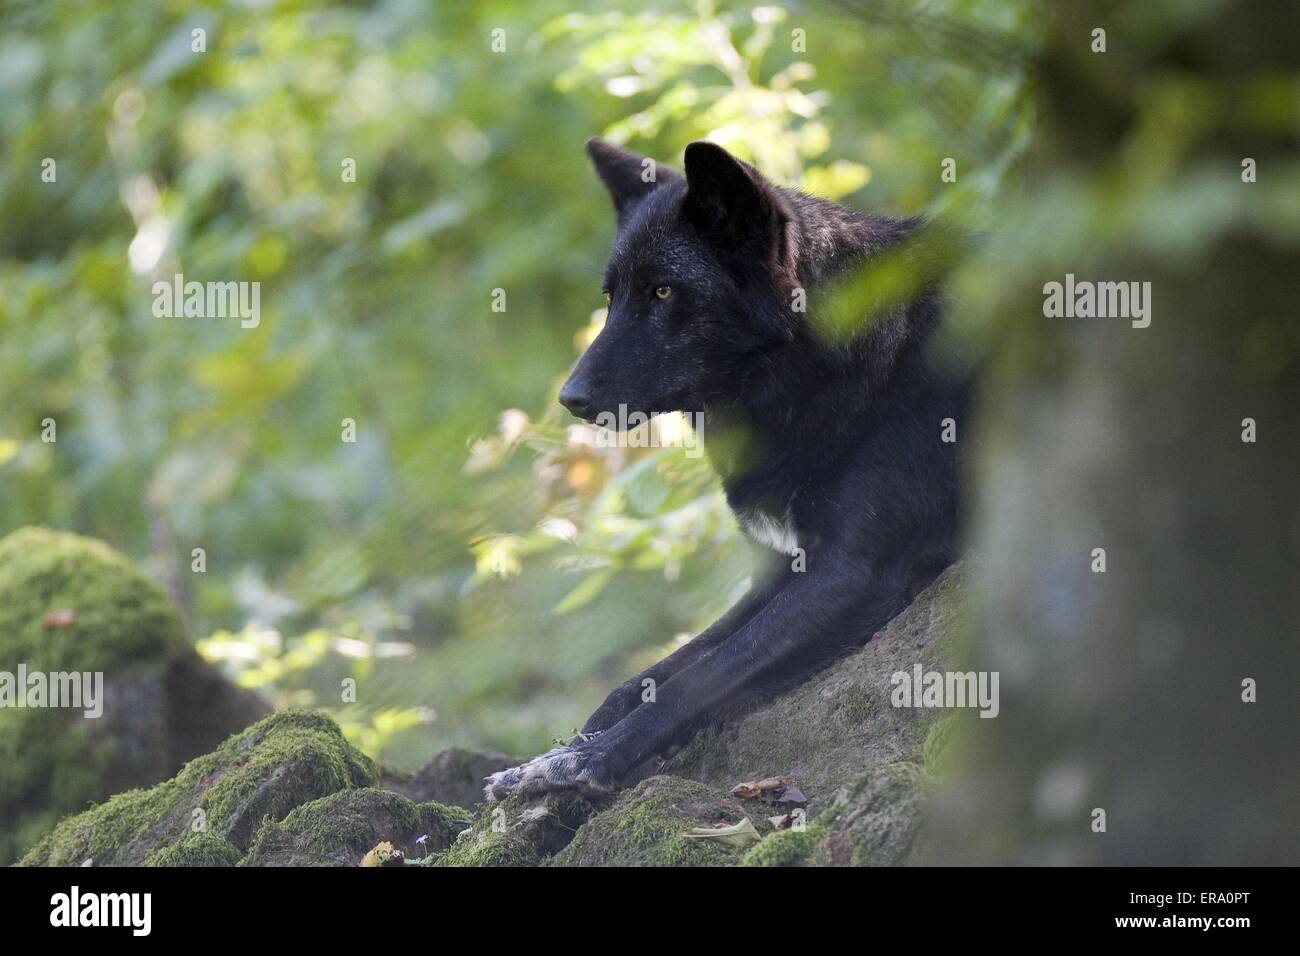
[0,0,1034,769]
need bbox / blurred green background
[1,0,1036,768]
[5,0,1296,866]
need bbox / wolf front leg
[578,566,795,736]
[486,565,908,801]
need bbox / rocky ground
[0,528,268,865]
[6,525,963,867]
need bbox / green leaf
[553,567,616,615]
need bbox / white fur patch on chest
[738,508,800,555]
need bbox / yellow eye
[655,286,672,300]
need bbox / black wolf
[487,139,969,800]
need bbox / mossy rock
[437,569,962,868]
[739,761,932,866]
[554,776,770,867]
[143,833,242,867]
[739,821,832,867]
[0,527,186,673]
[244,788,470,866]
[19,710,376,866]
[436,789,598,867]
[662,566,963,817]
[380,747,519,811]
[16,556,960,868]
[0,527,267,864]
[820,760,933,865]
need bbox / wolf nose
[559,381,592,417]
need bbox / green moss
[244,787,468,866]
[19,710,377,866]
[918,569,968,669]
[0,527,190,864]
[555,776,765,867]
[922,713,958,777]
[18,779,180,867]
[833,690,880,726]
[848,840,875,867]
[195,710,378,833]
[843,759,922,805]
[435,791,542,867]
[736,761,933,868]
[0,527,186,672]
[739,822,830,867]
[819,761,932,866]
[144,833,242,867]
[438,828,542,867]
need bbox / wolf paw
[483,745,616,803]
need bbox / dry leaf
[730,776,786,799]
[731,776,808,806]
[769,813,792,830]
[777,786,808,807]
[359,841,405,867]
[683,818,762,847]
[43,609,77,629]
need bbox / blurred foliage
[0,0,1036,765]
[925,0,1300,864]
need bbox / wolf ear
[682,141,792,261]
[586,139,679,226]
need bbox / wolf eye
[654,286,672,300]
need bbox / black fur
[487,139,969,801]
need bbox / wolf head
[559,139,801,423]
